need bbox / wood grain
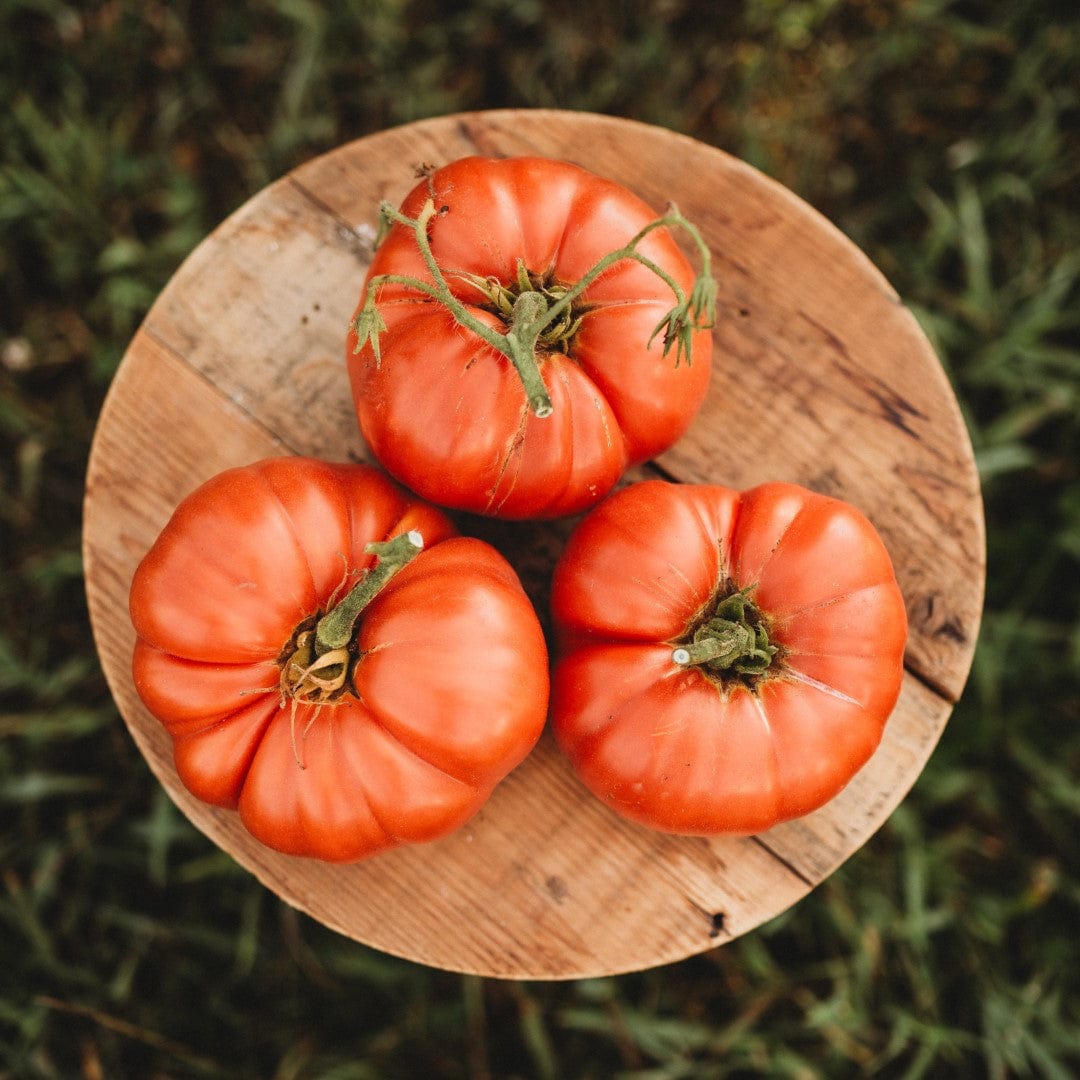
[83,110,985,979]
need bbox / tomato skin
[129,458,549,863]
[549,480,908,835]
[346,156,712,519]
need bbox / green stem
[357,199,553,418]
[672,624,755,667]
[540,208,697,332]
[672,584,779,679]
[353,197,717,416]
[536,205,716,364]
[275,530,425,768]
[313,530,424,654]
[505,291,556,418]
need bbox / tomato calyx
[276,530,424,766]
[456,261,586,355]
[672,580,782,689]
[351,195,717,421]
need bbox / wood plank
[140,176,372,463]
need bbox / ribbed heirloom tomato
[128,458,549,862]
[549,480,908,835]
[347,156,715,519]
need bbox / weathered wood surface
[83,110,985,979]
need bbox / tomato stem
[352,195,716,418]
[541,204,716,365]
[314,530,424,653]
[277,530,424,714]
[672,584,779,681]
[354,200,554,418]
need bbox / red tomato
[346,156,713,519]
[549,479,908,835]
[129,458,549,862]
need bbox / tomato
[346,156,714,519]
[128,457,549,862]
[549,479,907,835]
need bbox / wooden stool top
[84,111,984,979]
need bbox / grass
[1,0,1078,1076]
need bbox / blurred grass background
[1,0,1078,1076]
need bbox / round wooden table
[83,110,985,980]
